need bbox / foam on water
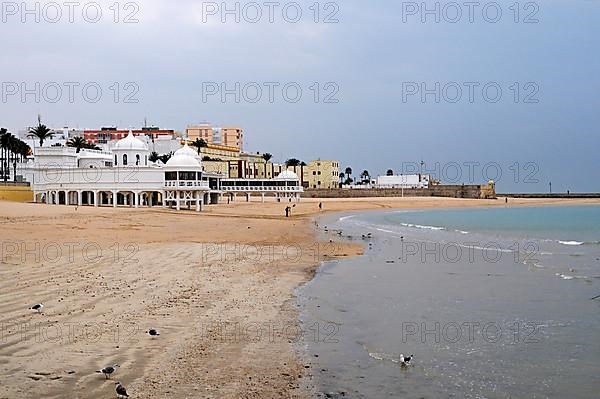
[301,206,600,399]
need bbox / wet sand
[0,197,598,398]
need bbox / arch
[136,154,140,166]
[114,154,118,166]
[123,154,128,166]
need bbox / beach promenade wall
[302,184,497,200]
[0,184,34,202]
[500,193,600,199]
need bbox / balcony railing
[220,185,302,192]
[164,180,210,189]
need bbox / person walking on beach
[285,206,291,218]
[319,202,323,211]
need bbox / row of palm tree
[339,167,373,186]
[1,128,32,182]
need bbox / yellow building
[187,124,244,151]
[185,139,337,189]
[305,160,340,189]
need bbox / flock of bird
[29,303,160,398]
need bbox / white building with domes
[19,132,303,211]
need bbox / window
[114,155,117,166]
[179,171,197,180]
[145,156,148,166]
[123,154,128,166]
[318,171,321,175]
[165,172,177,181]
[136,154,140,166]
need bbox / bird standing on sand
[97,364,119,379]
[29,303,44,313]
[146,329,160,337]
[115,381,129,398]
[400,354,413,366]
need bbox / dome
[166,153,201,168]
[175,143,199,158]
[113,130,148,151]
[276,170,299,180]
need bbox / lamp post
[549,181,552,194]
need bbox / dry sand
[0,197,598,398]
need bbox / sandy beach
[1,197,598,399]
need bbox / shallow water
[299,206,600,398]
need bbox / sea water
[299,206,600,398]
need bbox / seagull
[400,354,413,366]
[146,329,160,337]
[115,381,129,398]
[29,303,44,313]
[96,364,119,379]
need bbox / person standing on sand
[285,206,291,218]
[319,202,323,211]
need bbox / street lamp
[549,181,552,194]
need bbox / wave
[400,223,446,231]
[456,243,515,253]
[555,273,592,281]
[558,241,584,246]
[455,230,470,235]
[338,215,356,222]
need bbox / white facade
[376,174,430,189]
[18,132,303,211]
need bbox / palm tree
[338,172,345,188]
[0,131,29,182]
[345,167,353,182]
[159,152,173,164]
[0,128,9,180]
[190,138,208,155]
[28,115,54,147]
[262,153,273,178]
[285,158,301,176]
[1,131,19,182]
[14,139,30,162]
[149,152,160,163]
[286,158,301,167]
[262,153,273,162]
[84,142,101,151]
[387,169,394,176]
[66,137,88,153]
[361,170,370,184]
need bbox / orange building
[84,127,176,144]
[186,124,244,151]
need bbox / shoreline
[295,201,600,399]
[1,197,599,398]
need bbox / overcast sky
[1,0,599,192]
